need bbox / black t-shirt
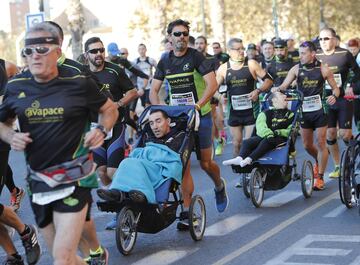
[288,50,300,63]
[316,47,360,97]
[90,61,133,120]
[267,58,295,87]
[0,65,107,170]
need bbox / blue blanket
[110,142,182,203]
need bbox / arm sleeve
[194,51,214,76]
[123,59,149,79]
[153,59,166,81]
[85,77,108,112]
[256,112,274,138]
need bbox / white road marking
[264,234,360,265]
[262,191,302,207]
[205,214,261,237]
[323,204,347,218]
[132,248,199,265]
[212,191,338,265]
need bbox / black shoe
[129,190,147,203]
[4,255,24,265]
[97,189,123,202]
[176,211,189,231]
[21,225,41,265]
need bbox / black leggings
[239,136,287,161]
[0,150,16,195]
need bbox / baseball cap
[274,39,286,48]
[107,42,120,56]
[348,38,359,47]
[247,43,256,50]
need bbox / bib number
[303,94,322,112]
[170,92,195,106]
[231,93,252,110]
[325,73,341,90]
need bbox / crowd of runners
[0,18,359,265]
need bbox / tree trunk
[66,0,84,60]
[209,0,226,48]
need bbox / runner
[0,22,118,265]
[316,27,360,178]
[150,19,228,229]
[216,38,273,158]
[260,41,275,69]
[274,41,340,190]
[286,35,300,63]
[267,39,296,87]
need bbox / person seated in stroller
[97,109,184,204]
[223,91,294,167]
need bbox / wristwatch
[94,124,108,138]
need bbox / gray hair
[25,22,59,40]
[227,38,242,49]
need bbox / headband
[25,37,59,46]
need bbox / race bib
[170,92,195,106]
[231,93,252,110]
[303,94,322,112]
[325,73,342,90]
[91,122,113,141]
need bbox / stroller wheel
[242,173,251,198]
[189,195,206,241]
[249,168,265,208]
[301,160,314,198]
[116,206,138,255]
[339,146,356,209]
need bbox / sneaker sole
[10,189,25,212]
[27,225,42,265]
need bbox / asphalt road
[1,137,360,265]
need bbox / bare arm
[248,60,273,100]
[196,71,218,108]
[215,63,226,89]
[117,88,138,107]
[149,79,164,105]
[321,64,340,105]
[276,64,298,91]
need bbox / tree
[66,0,85,60]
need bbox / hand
[271,87,279,93]
[84,129,105,150]
[326,95,337,105]
[345,85,354,97]
[137,88,145,97]
[250,90,259,102]
[11,132,32,151]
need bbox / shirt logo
[183,63,190,71]
[62,196,79,207]
[18,92,26,98]
[25,100,65,124]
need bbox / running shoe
[4,255,24,265]
[214,178,229,212]
[176,211,189,231]
[329,166,340,178]
[89,246,109,265]
[313,178,325,191]
[215,137,225,156]
[21,225,41,265]
[313,163,319,180]
[10,188,25,212]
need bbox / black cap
[247,43,256,50]
[274,39,286,48]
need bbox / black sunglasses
[22,46,57,56]
[172,31,189,37]
[319,37,331,42]
[87,48,105,54]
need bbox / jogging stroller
[96,105,206,255]
[232,89,314,207]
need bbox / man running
[0,22,118,265]
[216,38,273,158]
[260,41,275,69]
[274,41,340,190]
[150,19,228,229]
[316,27,360,178]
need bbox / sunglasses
[230,47,245,51]
[172,31,189,37]
[120,52,127,55]
[87,48,105,54]
[22,46,58,57]
[319,37,332,42]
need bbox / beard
[89,56,104,67]
[174,39,188,52]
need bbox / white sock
[240,157,252,167]
[222,156,243,166]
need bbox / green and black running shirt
[0,65,107,172]
[154,48,214,116]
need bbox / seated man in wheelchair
[97,109,184,204]
[223,91,294,167]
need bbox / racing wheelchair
[232,89,314,207]
[96,105,206,255]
